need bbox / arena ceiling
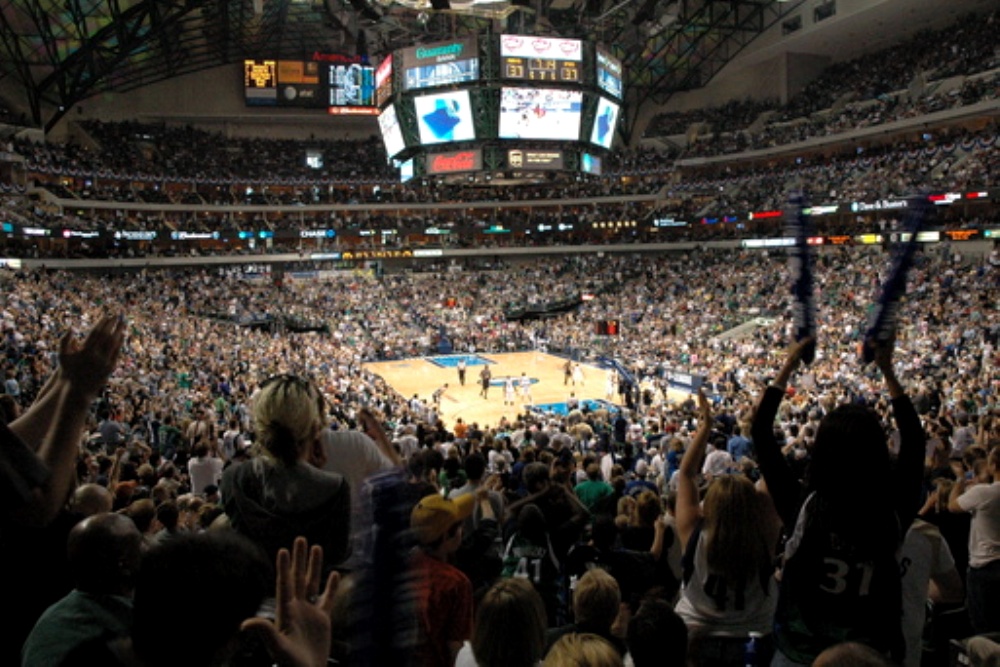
[0,0,810,131]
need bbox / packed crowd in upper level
[644,10,1000,157]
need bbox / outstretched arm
[675,389,711,550]
[9,315,125,525]
[752,338,810,530]
[874,338,925,531]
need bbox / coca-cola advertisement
[427,150,483,175]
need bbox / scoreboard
[244,37,627,181]
[501,57,580,82]
[244,57,377,114]
[500,35,582,83]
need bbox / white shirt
[187,456,223,496]
[957,481,1000,568]
[320,428,395,513]
[900,519,958,667]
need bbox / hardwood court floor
[363,352,615,429]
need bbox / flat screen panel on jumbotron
[499,88,582,141]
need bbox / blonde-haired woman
[674,390,778,665]
[221,374,350,570]
[543,633,623,667]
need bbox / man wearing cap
[410,493,475,667]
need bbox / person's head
[123,498,157,533]
[465,452,487,482]
[634,490,661,528]
[178,494,205,529]
[808,405,890,502]
[523,461,551,493]
[573,568,621,630]
[410,493,474,553]
[543,633,623,667]
[131,531,270,667]
[68,512,143,596]
[626,598,688,667]
[198,503,225,530]
[136,463,157,488]
[203,484,221,504]
[702,474,772,588]
[932,478,955,513]
[69,483,114,517]
[253,374,325,466]
[586,462,602,481]
[812,641,892,666]
[516,503,549,543]
[471,578,547,667]
[154,500,180,533]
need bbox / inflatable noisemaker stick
[860,195,932,365]
[786,192,816,364]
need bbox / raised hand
[242,537,340,667]
[697,388,712,426]
[774,336,814,388]
[59,314,126,399]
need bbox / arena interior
[1,0,999,665]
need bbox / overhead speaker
[430,0,450,8]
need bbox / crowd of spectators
[0,240,997,666]
[0,121,996,261]
[644,10,999,157]
[685,71,1000,158]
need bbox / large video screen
[581,152,602,175]
[414,91,476,146]
[378,104,407,159]
[405,59,479,90]
[328,63,375,108]
[590,96,620,149]
[399,157,415,183]
[596,48,623,99]
[499,88,582,141]
[244,57,377,113]
[402,38,479,91]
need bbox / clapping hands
[59,314,126,399]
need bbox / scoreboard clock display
[501,57,580,82]
[500,34,582,82]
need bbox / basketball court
[363,351,616,429]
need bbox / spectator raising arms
[752,337,924,664]
[674,389,779,666]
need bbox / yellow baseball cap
[411,493,475,544]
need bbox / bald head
[69,483,113,517]
[813,642,891,667]
[68,512,143,596]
